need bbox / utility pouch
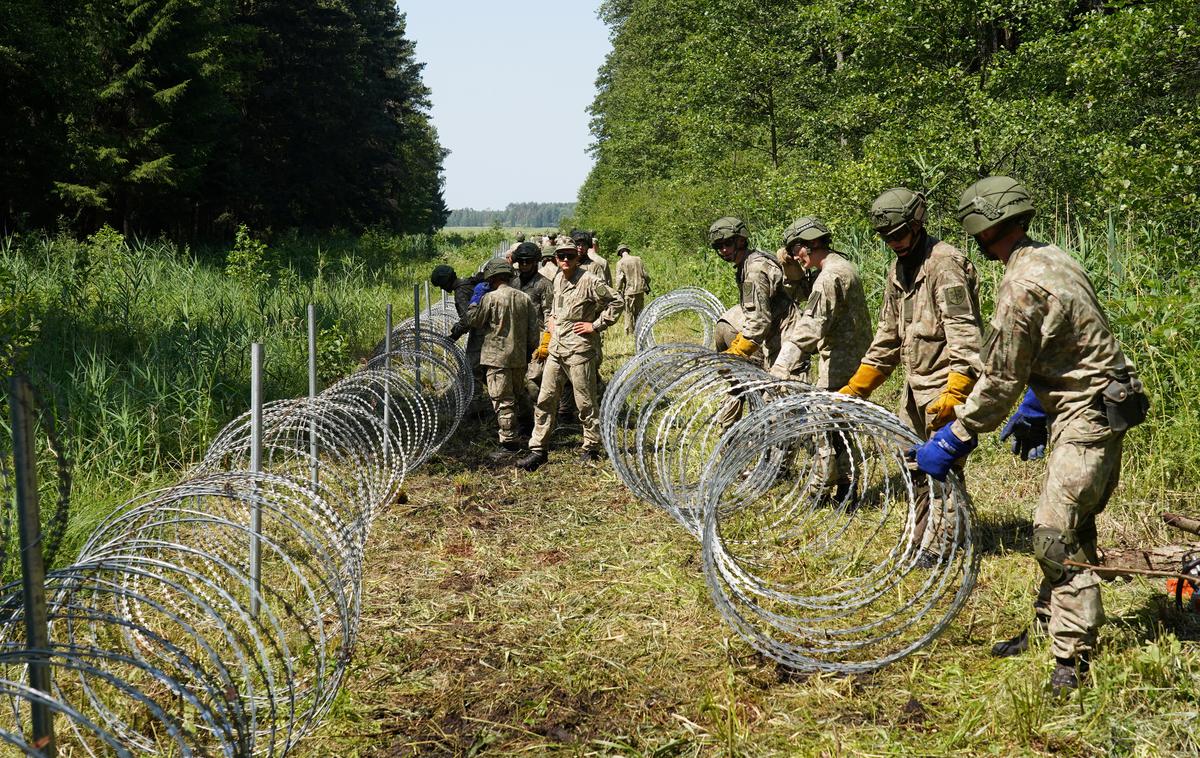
[1101,376,1149,432]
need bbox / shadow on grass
[975,513,1035,557]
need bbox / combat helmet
[708,217,748,248]
[430,264,456,289]
[869,188,926,234]
[955,176,1035,235]
[513,241,541,262]
[783,217,832,249]
[481,258,514,280]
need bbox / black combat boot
[1049,654,1090,695]
[579,447,602,463]
[990,615,1049,658]
[500,439,523,452]
[516,450,547,471]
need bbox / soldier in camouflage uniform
[574,231,612,286]
[614,243,651,336]
[513,241,554,433]
[770,218,873,496]
[912,176,1148,694]
[432,265,488,411]
[465,259,540,451]
[838,189,984,566]
[517,240,624,471]
[777,245,816,303]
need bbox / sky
[401,2,612,211]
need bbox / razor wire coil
[633,286,725,353]
[603,297,978,674]
[0,324,469,755]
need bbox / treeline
[1,0,448,238]
[447,202,577,228]
[579,0,1200,250]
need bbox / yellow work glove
[838,364,887,398]
[723,333,760,360]
[924,371,975,432]
[534,331,551,361]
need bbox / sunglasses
[555,252,578,261]
[879,225,910,243]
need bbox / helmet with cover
[708,216,748,248]
[783,217,832,250]
[869,188,926,234]
[955,176,1035,235]
[513,241,541,263]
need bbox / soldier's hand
[999,388,1048,461]
[573,321,596,335]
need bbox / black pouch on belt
[1101,376,1149,432]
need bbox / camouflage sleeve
[614,262,626,293]
[449,282,474,339]
[954,281,1042,436]
[860,281,900,374]
[464,300,488,330]
[591,277,625,332]
[934,264,983,378]
[783,276,835,354]
[739,267,775,344]
[525,299,540,356]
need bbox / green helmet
[430,264,456,289]
[868,188,926,233]
[513,241,541,262]
[956,176,1035,235]
[617,243,631,254]
[708,216,748,247]
[482,258,514,280]
[783,217,831,248]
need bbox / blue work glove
[469,281,491,305]
[999,388,1048,460]
[909,423,978,481]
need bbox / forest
[1,0,448,237]
[446,202,579,228]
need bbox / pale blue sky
[400,2,612,210]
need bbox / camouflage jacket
[777,247,816,303]
[779,252,873,389]
[466,285,539,369]
[449,273,486,341]
[548,268,624,364]
[737,249,794,345]
[615,254,651,296]
[954,238,1139,442]
[861,235,983,404]
[580,252,612,286]
[517,271,554,331]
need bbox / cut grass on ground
[296,330,1200,757]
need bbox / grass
[2,221,1198,755]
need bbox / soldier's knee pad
[1033,526,1087,585]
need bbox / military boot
[516,450,547,471]
[990,615,1049,658]
[1048,655,1089,695]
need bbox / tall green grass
[0,225,484,566]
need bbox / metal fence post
[307,304,318,489]
[249,343,263,619]
[383,305,392,462]
[9,376,56,756]
[412,286,422,386]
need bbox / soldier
[777,244,816,303]
[517,240,624,471]
[770,218,872,495]
[431,264,488,407]
[513,241,554,432]
[837,189,984,566]
[539,241,559,279]
[574,231,612,286]
[911,176,1148,693]
[708,217,794,365]
[465,259,540,451]
[614,243,651,336]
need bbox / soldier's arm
[591,278,625,331]
[859,283,901,375]
[953,282,1043,436]
[934,262,983,378]
[782,278,835,354]
[739,268,774,344]
[614,263,626,293]
[464,299,489,330]
[525,300,540,356]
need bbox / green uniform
[952,238,1141,660]
[529,269,624,454]
[518,270,555,409]
[466,285,539,443]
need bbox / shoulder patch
[942,284,971,316]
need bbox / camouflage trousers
[485,365,526,443]
[624,293,645,336]
[1034,413,1123,659]
[901,386,968,554]
[529,354,599,453]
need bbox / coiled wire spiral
[0,327,470,755]
[633,286,725,353]
[603,295,978,674]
